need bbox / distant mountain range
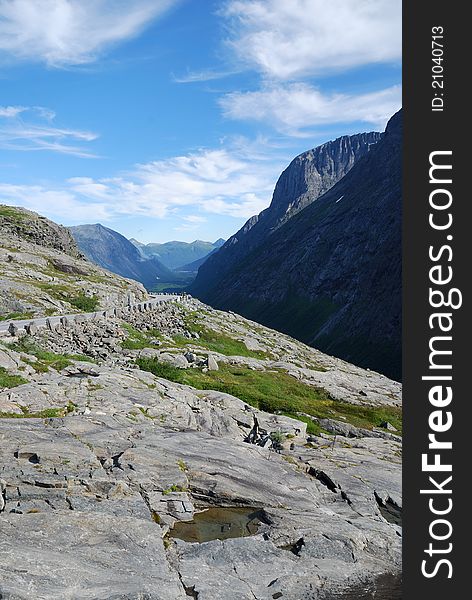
[191,113,401,380]
[130,238,225,271]
[69,224,175,290]
[70,224,224,292]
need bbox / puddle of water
[169,506,265,543]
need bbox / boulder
[25,321,37,336]
[8,322,18,336]
[207,354,219,371]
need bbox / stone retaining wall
[3,294,186,338]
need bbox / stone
[0,279,402,597]
[0,478,6,512]
[24,321,37,335]
[184,352,197,364]
[0,512,186,599]
[207,354,219,371]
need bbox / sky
[0,0,401,243]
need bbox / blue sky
[0,0,401,243]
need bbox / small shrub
[162,484,187,495]
[68,292,99,312]
[136,358,185,383]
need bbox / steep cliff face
[192,131,381,291]
[70,224,174,290]
[191,113,401,380]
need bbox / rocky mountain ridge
[192,131,381,293]
[132,238,225,271]
[191,114,401,380]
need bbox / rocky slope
[191,114,401,380]
[0,205,146,319]
[1,292,401,599]
[70,223,175,290]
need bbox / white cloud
[67,147,279,218]
[0,105,27,118]
[222,0,401,80]
[0,143,284,224]
[0,183,110,221]
[172,68,238,83]
[0,0,179,67]
[183,215,207,223]
[0,105,99,157]
[220,83,401,134]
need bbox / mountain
[70,224,175,290]
[0,205,145,318]
[174,247,221,275]
[191,112,401,380]
[132,238,225,271]
[0,205,401,598]
[191,131,382,291]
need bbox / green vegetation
[152,282,191,292]
[66,401,77,414]
[0,205,27,221]
[136,359,402,434]
[32,283,99,312]
[121,323,164,350]
[0,367,28,389]
[67,291,99,312]
[284,413,330,436]
[162,484,187,495]
[0,407,65,419]
[172,313,268,358]
[0,311,34,322]
[136,358,182,381]
[10,337,94,372]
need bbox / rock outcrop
[0,293,401,599]
[191,113,401,380]
[0,205,146,319]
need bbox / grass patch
[67,292,99,312]
[121,323,164,350]
[136,359,402,434]
[162,484,187,495]
[0,311,34,322]
[281,413,331,436]
[0,206,28,222]
[136,358,183,381]
[0,407,65,419]
[0,367,28,388]
[173,316,267,358]
[32,284,99,312]
[10,337,93,372]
